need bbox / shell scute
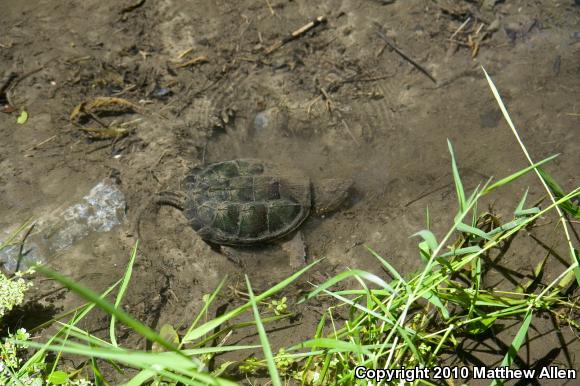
[182,159,311,245]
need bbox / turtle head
[312,178,353,216]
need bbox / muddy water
[1,0,579,381]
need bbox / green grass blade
[122,370,156,386]
[447,139,466,213]
[319,288,400,328]
[110,241,139,347]
[424,290,450,319]
[16,280,121,379]
[538,168,580,218]
[411,230,438,255]
[456,223,492,240]
[514,188,530,215]
[365,246,405,284]
[301,311,327,384]
[300,269,391,302]
[35,265,186,358]
[482,67,580,285]
[439,245,482,258]
[10,339,238,386]
[486,217,529,237]
[291,338,372,355]
[482,154,559,195]
[181,275,228,349]
[490,309,533,386]
[0,218,34,249]
[183,259,319,343]
[245,275,282,386]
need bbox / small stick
[15,223,36,273]
[0,71,17,97]
[25,135,57,151]
[88,111,109,128]
[265,16,326,55]
[6,66,46,107]
[450,17,471,40]
[404,183,452,207]
[156,149,169,166]
[177,48,193,59]
[375,43,387,57]
[264,0,275,15]
[175,55,209,68]
[341,119,359,145]
[305,95,321,116]
[7,66,44,92]
[319,87,334,112]
[376,29,437,84]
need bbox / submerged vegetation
[1,73,579,385]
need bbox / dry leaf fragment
[16,110,28,124]
[79,126,134,140]
[70,97,142,122]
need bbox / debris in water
[253,107,288,134]
[175,55,209,69]
[79,126,134,140]
[16,110,28,124]
[0,180,126,272]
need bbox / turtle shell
[182,159,311,245]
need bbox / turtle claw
[281,231,307,270]
[220,245,246,268]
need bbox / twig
[341,119,359,145]
[120,0,146,14]
[265,16,326,55]
[319,87,334,112]
[264,0,275,15]
[15,223,36,273]
[328,72,395,92]
[376,29,437,84]
[0,71,17,97]
[88,111,110,128]
[175,55,209,68]
[25,135,57,151]
[7,66,45,91]
[404,183,452,207]
[177,48,193,59]
[6,66,46,107]
[450,17,471,40]
[305,95,322,116]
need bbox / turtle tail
[134,191,186,242]
[155,191,186,210]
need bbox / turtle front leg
[220,245,246,268]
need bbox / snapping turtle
[154,159,352,250]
